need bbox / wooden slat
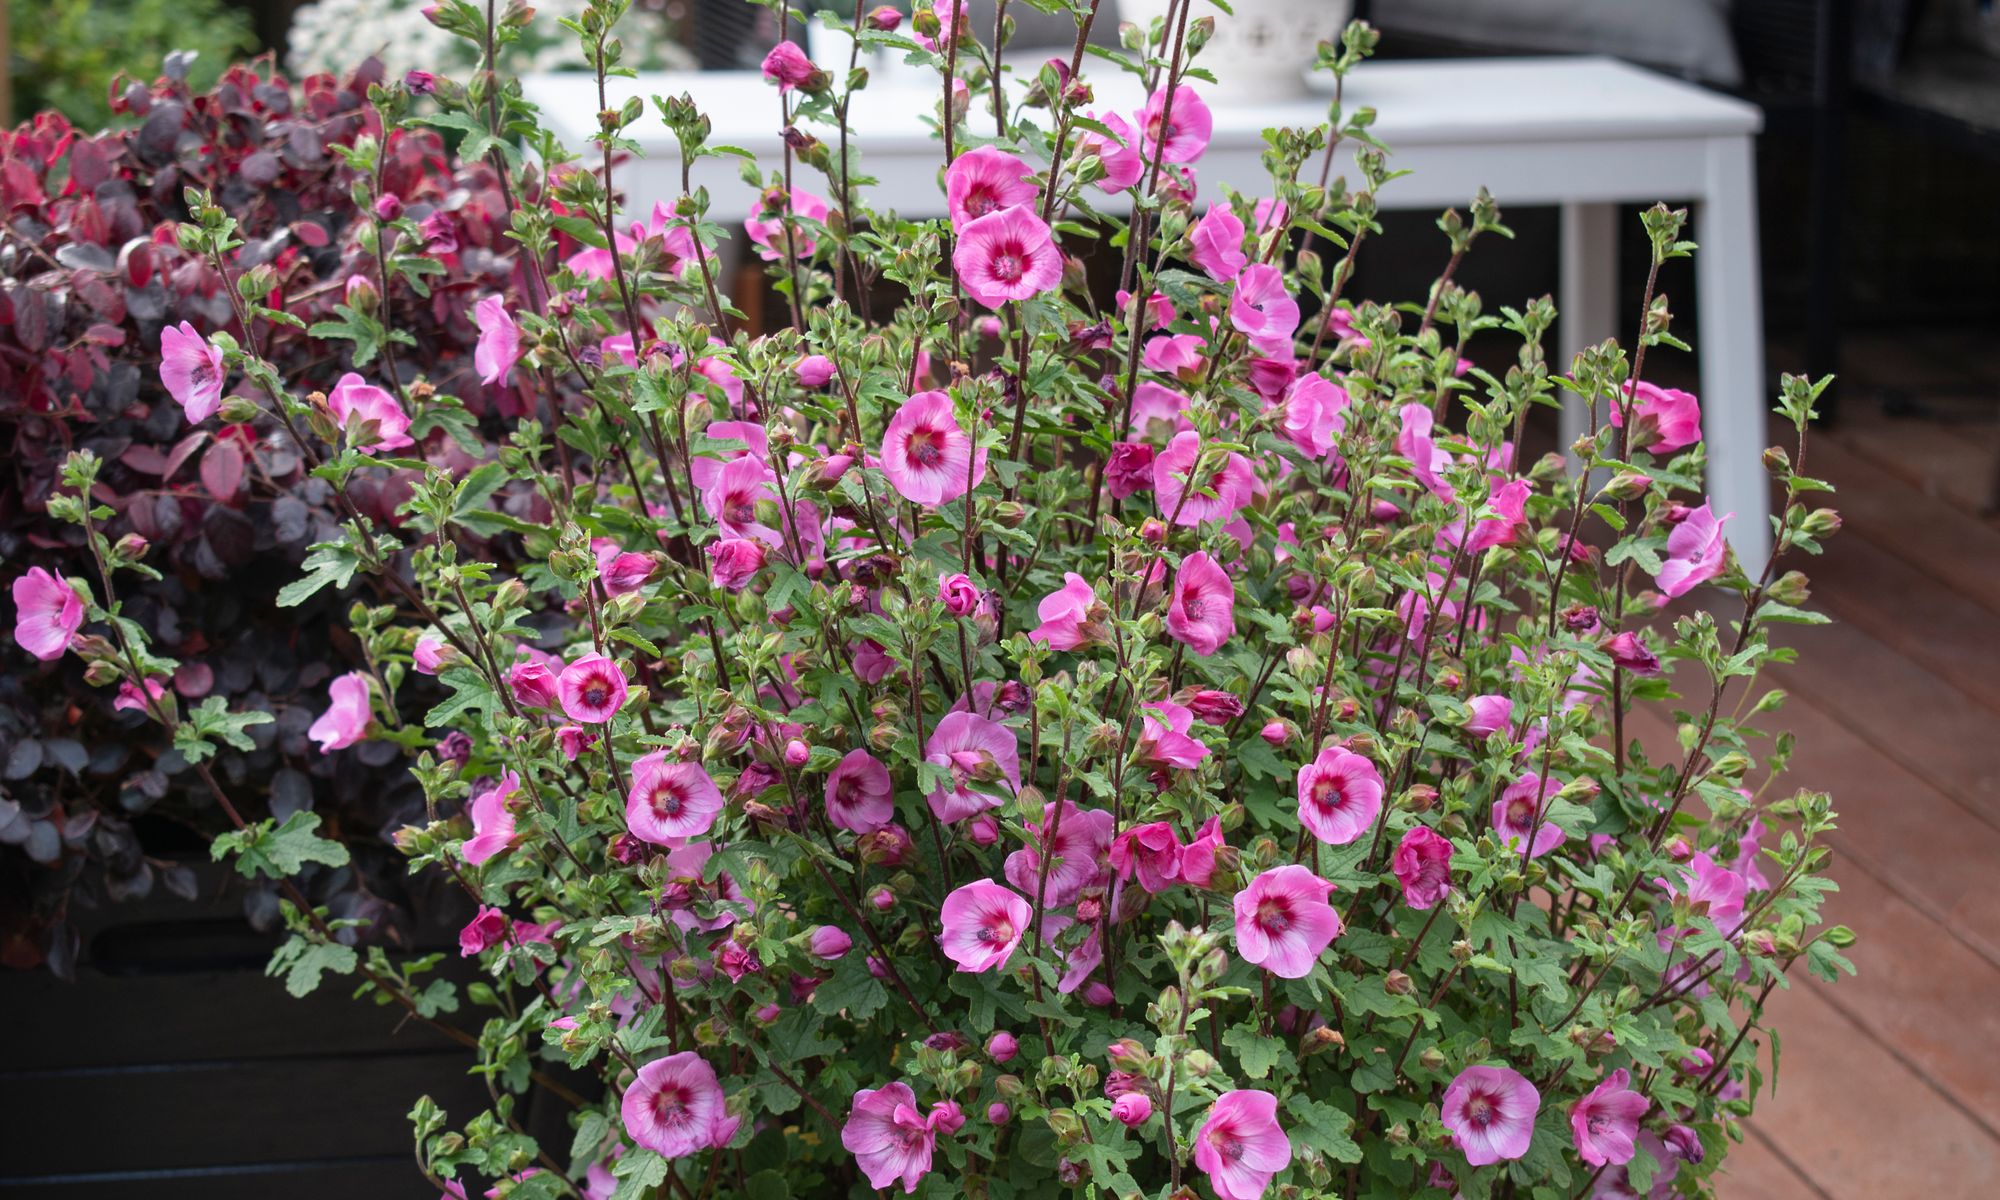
[0,957,463,1071]
[1764,619,2000,830]
[1805,438,2000,615]
[1724,1128,1828,1200]
[0,1052,491,1177]
[1747,983,2000,1199]
[1803,533,2000,716]
[0,1159,425,1200]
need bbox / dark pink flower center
[652,1084,693,1127]
[978,915,1016,945]
[989,246,1027,284]
[908,428,947,468]
[582,681,609,708]
[651,782,686,819]
[188,361,214,389]
[1312,775,1347,812]
[1465,1092,1496,1127]
[1210,1126,1245,1163]
[966,188,1002,218]
[1256,896,1293,934]
[1506,798,1534,828]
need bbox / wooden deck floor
[1702,332,2000,1198]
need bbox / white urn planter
[1116,0,1349,103]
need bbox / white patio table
[524,56,1770,563]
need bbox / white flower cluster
[285,0,694,79]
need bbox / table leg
[1559,202,1618,472]
[1695,135,1772,569]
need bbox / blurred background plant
[7,0,256,128]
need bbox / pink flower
[1110,821,1184,893]
[825,748,895,833]
[413,634,448,675]
[809,925,853,960]
[509,659,559,708]
[1105,443,1156,499]
[11,567,83,661]
[627,751,726,844]
[1295,746,1384,846]
[1005,799,1114,906]
[1605,631,1661,676]
[1612,381,1703,453]
[1153,431,1255,526]
[1137,701,1209,771]
[592,542,655,596]
[308,671,372,753]
[1139,85,1213,164]
[1392,826,1455,910]
[622,1052,730,1158]
[1111,1092,1152,1127]
[1280,371,1348,460]
[1398,403,1455,501]
[1441,1065,1541,1165]
[939,878,1030,972]
[1654,502,1730,598]
[1029,572,1104,650]
[1188,203,1247,281]
[1493,772,1565,859]
[1080,110,1144,192]
[1463,694,1513,738]
[113,678,167,714]
[558,653,628,724]
[1193,1091,1291,1200]
[702,454,780,545]
[843,1081,944,1193]
[159,321,226,423]
[1233,864,1341,978]
[462,772,519,865]
[706,537,768,591]
[881,390,985,506]
[1452,478,1532,553]
[761,40,817,90]
[1167,551,1235,655]
[1141,334,1206,380]
[924,711,1020,822]
[946,145,1036,229]
[473,295,521,386]
[788,355,834,389]
[1230,263,1300,347]
[851,639,894,684]
[746,188,830,261]
[1178,816,1227,886]
[1129,380,1193,436]
[1571,1068,1649,1166]
[939,572,982,617]
[953,206,1063,308]
[459,905,507,957]
[326,372,414,452]
[1660,851,1747,935]
[557,725,597,761]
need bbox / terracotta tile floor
[1694,332,2000,1198]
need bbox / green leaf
[172,695,276,764]
[212,811,352,880]
[812,951,890,1021]
[1285,1094,1363,1163]
[279,539,365,607]
[266,933,358,997]
[1222,1025,1289,1080]
[611,1148,669,1200]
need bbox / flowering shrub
[16,1,1856,1197]
[0,57,530,967]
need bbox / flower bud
[867,5,902,29]
[808,925,852,960]
[783,737,811,767]
[1110,1092,1151,1127]
[1417,1047,1446,1072]
[1383,969,1413,995]
[867,884,897,912]
[987,1101,1011,1125]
